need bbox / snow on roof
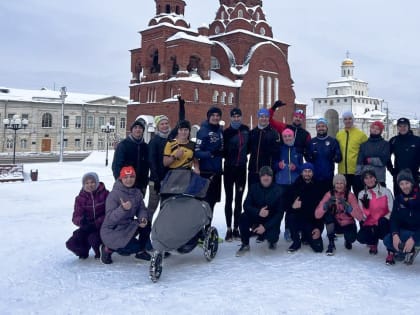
[142,22,193,34]
[0,87,128,105]
[151,13,187,25]
[165,71,242,88]
[329,77,367,84]
[359,109,387,119]
[166,32,213,45]
[328,82,352,88]
[212,41,237,67]
[210,29,289,46]
[244,41,285,66]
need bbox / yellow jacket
[336,127,368,174]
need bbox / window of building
[110,117,116,126]
[75,139,81,148]
[41,113,52,128]
[165,4,170,13]
[335,90,338,95]
[259,27,266,36]
[274,78,279,101]
[228,92,234,105]
[337,99,340,103]
[120,117,126,129]
[259,75,264,108]
[22,114,29,120]
[63,139,68,148]
[211,56,220,70]
[256,12,260,20]
[86,138,93,149]
[220,92,226,104]
[87,116,94,129]
[98,139,105,150]
[193,89,199,102]
[75,116,82,128]
[324,100,327,103]
[6,139,13,149]
[20,139,27,149]
[7,113,15,119]
[63,115,69,128]
[266,76,272,106]
[212,91,219,103]
[98,116,105,129]
[329,100,333,105]
[344,99,347,102]
[238,9,243,18]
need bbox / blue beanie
[257,108,269,117]
[316,118,328,126]
[301,162,314,172]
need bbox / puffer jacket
[100,180,148,250]
[72,182,109,229]
[273,143,303,185]
[315,189,364,226]
[336,127,368,175]
[357,184,393,226]
[390,189,420,242]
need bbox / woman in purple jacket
[66,172,109,259]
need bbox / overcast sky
[1,0,419,118]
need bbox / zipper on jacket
[236,129,243,166]
[345,130,349,174]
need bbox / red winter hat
[119,166,136,179]
[371,121,384,133]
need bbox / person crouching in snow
[66,172,109,259]
[236,166,284,256]
[315,174,364,255]
[100,166,151,264]
[383,169,420,265]
[356,169,393,255]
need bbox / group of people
[66,97,420,267]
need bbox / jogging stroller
[149,169,219,282]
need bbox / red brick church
[128,0,301,130]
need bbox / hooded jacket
[195,120,223,173]
[357,184,393,226]
[100,180,148,250]
[390,189,420,242]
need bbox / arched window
[221,92,227,104]
[41,113,52,128]
[212,91,219,103]
[228,92,234,105]
[194,88,199,102]
[238,9,243,18]
[256,12,260,20]
[165,4,171,13]
[259,75,264,108]
[221,12,225,19]
[175,6,180,14]
[211,56,220,70]
[335,90,338,95]
[266,76,272,106]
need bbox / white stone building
[307,57,390,138]
[0,87,128,154]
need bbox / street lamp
[3,114,29,164]
[101,122,115,166]
[59,86,67,163]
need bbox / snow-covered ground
[0,151,419,315]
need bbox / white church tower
[308,54,386,137]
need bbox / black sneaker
[268,242,277,250]
[326,243,336,256]
[135,251,152,261]
[345,241,352,250]
[404,247,420,265]
[100,245,113,264]
[232,228,241,240]
[224,228,233,242]
[256,235,265,243]
[236,244,250,257]
[288,242,301,253]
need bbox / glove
[360,193,370,209]
[177,95,185,106]
[271,100,286,111]
[363,157,371,165]
[278,160,285,170]
[339,199,353,214]
[154,181,161,194]
[323,197,336,213]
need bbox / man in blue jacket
[306,118,342,196]
[195,106,224,212]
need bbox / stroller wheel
[149,251,163,283]
[203,226,219,261]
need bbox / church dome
[342,58,354,66]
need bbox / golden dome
[342,58,354,66]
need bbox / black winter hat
[207,106,222,119]
[177,120,191,131]
[130,119,145,131]
[397,117,410,128]
[397,169,415,185]
[230,108,242,117]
